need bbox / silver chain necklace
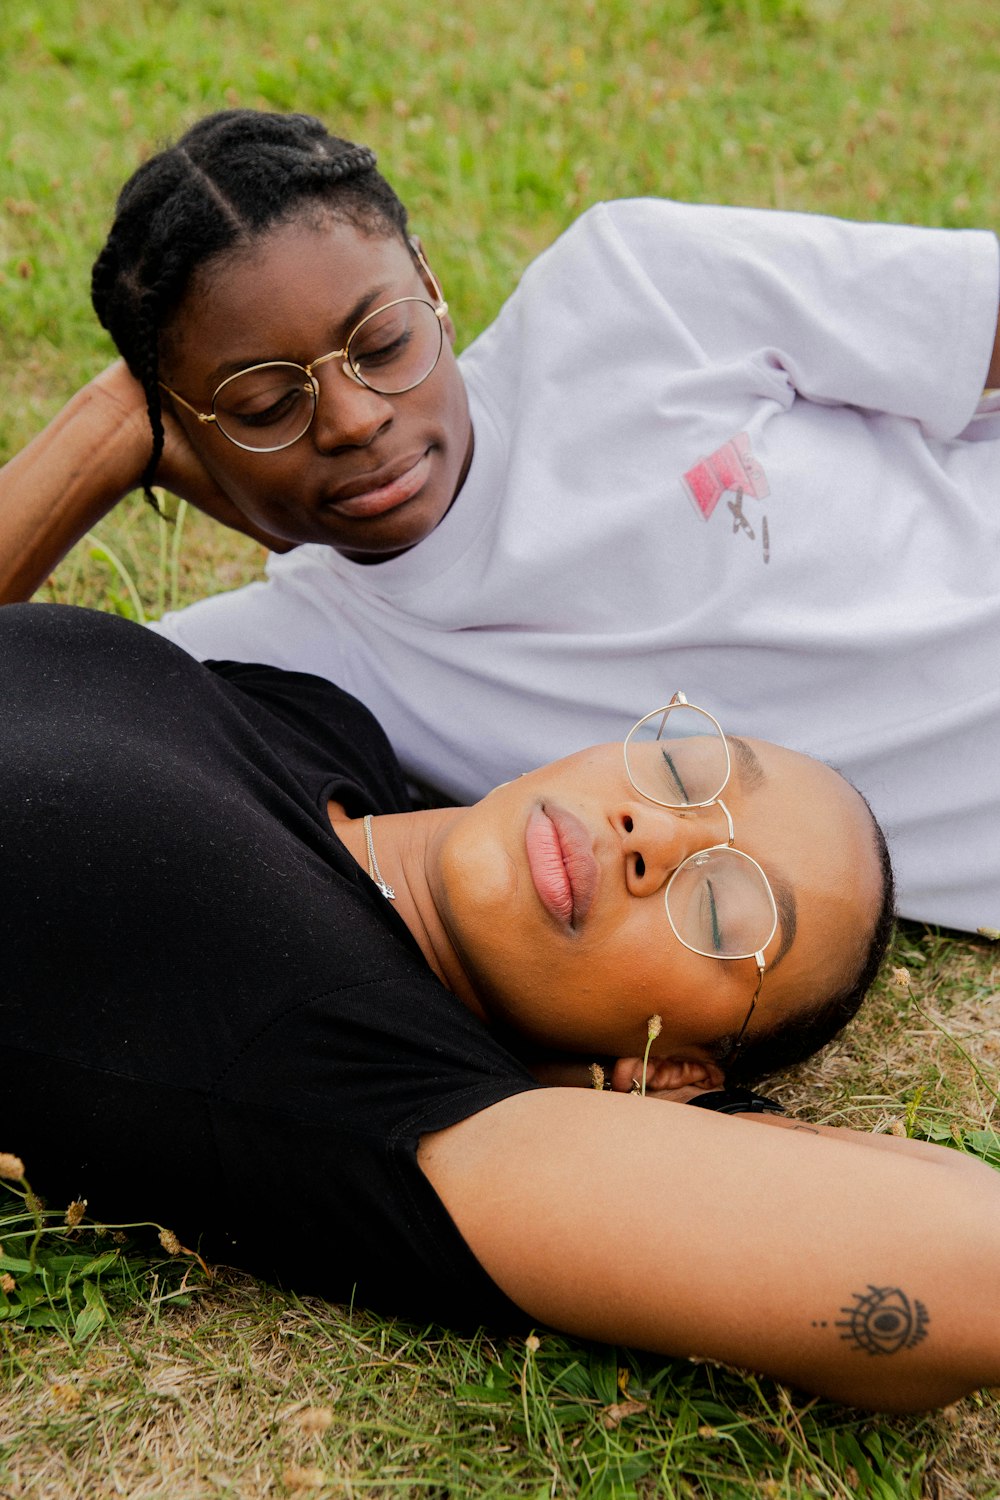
[363,814,396,901]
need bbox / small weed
[0,1163,208,1344]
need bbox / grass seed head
[601,1398,647,1428]
[1,1273,16,1294]
[282,1464,327,1490]
[65,1198,87,1228]
[159,1228,183,1255]
[49,1383,82,1410]
[589,1061,606,1090]
[0,1153,25,1181]
[295,1406,334,1435]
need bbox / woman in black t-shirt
[3,602,999,1413]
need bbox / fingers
[610,1055,725,1095]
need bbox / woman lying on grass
[2,110,999,930]
[5,601,1000,1414]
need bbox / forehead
[204,210,410,288]
[163,214,416,381]
[735,739,882,999]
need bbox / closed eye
[233,388,305,428]
[355,330,413,368]
[706,878,723,952]
[661,748,690,802]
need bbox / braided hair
[91,110,409,506]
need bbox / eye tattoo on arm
[811,1286,930,1355]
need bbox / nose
[617,802,724,897]
[310,363,394,452]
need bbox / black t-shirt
[1,605,538,1327]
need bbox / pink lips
[325,452,432,519]
[525,805,599,927]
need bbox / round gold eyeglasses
[160,242,448,453]
[624,693,780,1056]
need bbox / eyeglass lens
[625,704,774,959]
[212,299,444,449]
[667,847,776,959]
[624,702,729,807]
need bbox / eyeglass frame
[158,240,449,454]
[624,692,780,1063]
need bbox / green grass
[3,0,1000,1494]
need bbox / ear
[610,1054,726,1095]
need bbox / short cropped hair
[722,806,896,1086]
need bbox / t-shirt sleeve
[148,570,354,672]
[594,198,1000,439]
[204,658,413,815]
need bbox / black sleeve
[204,658,413,816]
[0,604,541,1332]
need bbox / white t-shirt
[151,199,1000,930]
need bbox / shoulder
[520,197,776,293]
[205,658,412,813]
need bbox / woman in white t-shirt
[2,107,999,929]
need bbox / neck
[331,806,488,1023]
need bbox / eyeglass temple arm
[408,238,448,313]
[159,382,217,426]
[724,954,766,1069]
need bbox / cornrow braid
[283,143,379,196]
[133,290,168,503]
[90,110,409,508]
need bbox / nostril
[635,854,645,878]
[623,815,633,832]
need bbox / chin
[341,498,452,558]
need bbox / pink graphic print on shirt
[683,434,770,520]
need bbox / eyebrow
[767,879,797,974]
[726,734,796,972]
[205,282,394,385]
[727,735,765,791]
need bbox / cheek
[436,818,522,964]
[430,364,471,456]
[197,443,316,538]
[196,442,284,509]
[499,925,679,1054]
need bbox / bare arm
[0,364,150,602]
[420,1088,1000,1412]
[0,361,292,604]
[526,1058,969,1168]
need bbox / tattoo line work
[826,1285,929,1356]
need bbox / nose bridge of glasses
[306,345,352,386]
[308,346,347,374]
[714,796,736,847]
[308,346,394,438]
